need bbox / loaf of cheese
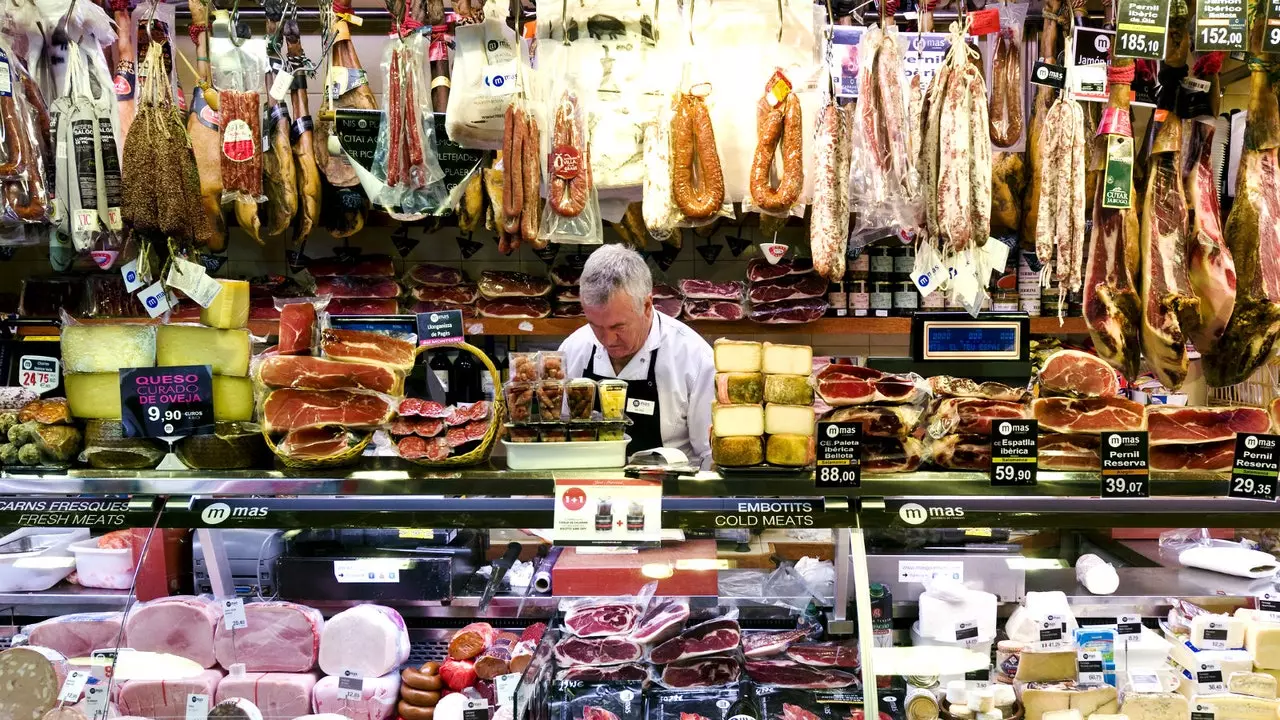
[1247,621,1280,669]
[200,279,250,329]
[1016,651,1079,682]
[62,325,156,373]
[65,373,123,419]
[764,404,815,435]
[1170,641,1254,678]
[1191,613,1245,650]
[712,436,764,467]
[157,326,251,376]
[1188,694,1280,720]
[763,374,814,405]
[213,376,254,422]
[761,342,812,375]
[1230,671,1279,699]
[712,404,764,437]
[714,340,762,373]
[1022,684,1118,720]
[766,434,814,467]
[715,373,763,404]
[1119,692,1186,720]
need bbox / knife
[479,542,522,611]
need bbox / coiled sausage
[671,93,724,220]
[749,92,803,213]
[548,92,590,218]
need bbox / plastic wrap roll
[533,546,564,593]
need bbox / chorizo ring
[749,93,803,213]
[0,95,28,179]
[671,93,724,220]
[502,104,523,233]
[522,113,545,247]
[400,687,441,706]
[398,701,435,720]
[548,92,589,218]
[401,667,443,691]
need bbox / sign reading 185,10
[1116,0,1171,58]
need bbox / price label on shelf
[1192,702,1217,720]
[463,698,490,720]
[1116,0,1172,58]
[1259,592,1280,623]
[1194,0,1247,50]
[991,420,1038,486]
[1196,659,1227,694]
[221,597,248,630]
[1199,619,1233,649]
[1229,433,1280,501]
[186,694,210,720]
[119,365,215,439]
[496,673,520,708]
[954,619,981,648]
[816,421,861,488]
[337,670,364,701]
[1078,649,1105,685]
[1117,613,1143,636]
[84,685,111,720]
[58,670,91,703]
[19,356,59,395]
[1101,431,1150,498]
[1129,668,1164,694]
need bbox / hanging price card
[1229,433,1280,501]
[1195,0,1247,50]
[1116,0,1172,58]
[816,421,862,488]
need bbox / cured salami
[671,92,725,220]
[749,91,803,213]
[811,104,850,281]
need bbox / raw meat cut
[1151,439,1235,471]
[749,298,828,324]
[1184,115,1236,355]
[863,437,925,473]
[928,376,1029,403]
[475,635,515,679]
[440,658,477,691]
[275,428,365,461]
[748,274,827,304]
[212,601,323,672]
[318,605,409,677]
[124,596,220,668]
[1147,406,1272,445]
[1139,118,1198,390]
[928,398,1027,437]
[748,257,815,282]
[649,617,742,664]
[1032,397,1147,433]
[630,598,690,645]
[257,356,405,395]
[816,364,926,406]
[783,704,822,720]
[553,636,644,666]
[786,642,859,669]
[309,255,396,277]
[827,406,921,439]
[556,664,649,683]
[659,656,741,688]
[262,389,397,433]
[741,628,813,658]
[683,300,746,321]
[679,279,744,300]
[406,263,466,287]
[118,669,225,718]
[312,671,399,720]
[321,329,416,371]
[744,660,857,689]
[410,301,477,318]
[0,646,67,720]
[1038,349,1119,398]
[582,708,620,720]
[25,612,123,659]
[449,622,498,660]
[477,297,552,318]
[277,303,316,355]
[551,265,583,286]
[215,672,317,720]
[315,277,400,299]
[327,298,400,315]
[1038,434,1101,470]
[478,270,552,298]
[929,435,992,470]
[653,283,682,299]
[654,298,684,317]
[412,283,479,304]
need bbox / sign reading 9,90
[119,365,215,439]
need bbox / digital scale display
[922,322,1022,360]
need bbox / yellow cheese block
[1247,621,1280,669]
[213,376,254,422]
[65,373,123,419]
[157,326,251,377]
[61,325,156,373]
[1016,651,1079,682]
[714,340,762,373]
[1022,684,1118,720]
[200,279,250,329]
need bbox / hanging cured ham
[1183,100,1236,355]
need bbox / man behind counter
[559,245,716,467]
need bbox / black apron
[584,338,663,456]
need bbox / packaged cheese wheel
[0,646,69,720]
[201,279,251,329]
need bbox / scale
[867,312,1033,383]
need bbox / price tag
[1265,0,1280,52]
[1031,62,1068,89]
[221,597,248,630]
[186,694,210,720]
[269,70,295,102]
[991,419,1038,486]
[84,685,111,720]
[1101,431,1150,498]
[416,309,464,347]
[1117,613,1143,636]
[1192,702,1216,720]
[337,670,364,701]
[121,259,146,292]
[966,7,1001,34]
[1129,668,1165,694]
[1198,619,1233,650]
[1259,592,1280,623]
[955,619,981,647]
[495,672,520,708]
[1071,23,1113,101]
[1195,0,1247,50]
[815,421,862,488]
[1229,433,1280,501]
[19,356,59,395]
[1196,659,1226,694]
[463,698,490,720]
[119,365,215,438]
[138,281,172,318]
[1078,649,1105,685]
[1035,615,1070,651]
[1116,0,1171,58]
[58,670,91,703]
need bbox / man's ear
[643,295,653,317]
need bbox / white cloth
[559,311,715,468]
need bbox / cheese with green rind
[1016,651,1079,683]
[712,436,763,467]
[715,373,763,404]
[766,434,813,466]
[65,373,122,419]
[712,404,764,437]
[200,279,250,329]
[763,374,814,405]
[713,339,762,372]
[761,342,812,375]
[764,404,815,436]
[61,325,156,373]
[157,326,251,376]
[213,376,254,422]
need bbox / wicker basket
[264,428,373,469]
[396,341,504,467]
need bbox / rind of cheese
[1022,684,1118,720]
[1191,613,1246,650]
[213,376,254,422]
[712,404,764,437]
[766,434,814,467]
[65,373,123,419]
[764,404,816,436]
[761,342,813,375]
[1016,651,1079,683]
[715,373,764,404]
[61,325,157,373]
[712,436,764,467]
[157,326,251,377]
[1189,694,1280,720]
[1230,671,1279,699]
[713,339,762,373]
[764,374,814,405]
[1087,715,1128,720]
[200,279,250,329]
[1120,692,1187,720]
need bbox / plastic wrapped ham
[318,605,409,677]
[476,297,552,318]
[683,300,745,321]
[118,668,225,718]
[24,613,124,659]
[816,364,927,406]
[312,671,400,720]
[864,437,925,473]
[827,406,922,439]
[123,596,220,668]
[678,279,743,300]
[0,646,68,720]
[213,601,324,672]
[749,298,828,324]
[216,672,317,720]
[477,271,552,298]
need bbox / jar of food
[848,281,870,317]
[504,382,535,423]
[991,287,1020,312]
[598,379,628,420]
[892,246,915,279]
[566,378,596,421]
[893,280,919,316]
[538,351,566,381]
[510,352,539,383]
[1041,285,1066,317]
[848,252,871,282]
[536,380,565,422]
[598,425,624,442]
[507,427,539,443]
[827,283,847,317]
[868,246,894,280]
[869,281,893,317]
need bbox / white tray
[502,436,630,470]
[0,527,87,592]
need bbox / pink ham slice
[406,263,466,287]
[928,398,1027,436]
[1151,439,1236,471]
[412,283,479,304]
[1147,406,1272,445]
[276,427,364,460]
[312,671,399,720]
[277,302,316,355]
[827,406,922,439]
[257,355,405,394]
[1038,349,1120,398]
[26,613,123,660]
[321,328,416,371]
[683,300,746,321]
[1031,396,1147,433]
[478,270,552,298]
[262,389,396,433]
[744,660,857,689]
[1038,433,1102,470]
[741,628,813,658]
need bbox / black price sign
[333,109,381,171]
[434,113,485,197]
[816,421,861,488]
[1031,62,1068,89]
[1229,433,1280,501]
[463,700,489,720]
[1195,0,1247,50]
[416,309,464,347]
[1101,431,1150,498]
[1116,0,1171,58]
[119,365,214,438]
[991,419,1037,486]
[1265,0,1280,52]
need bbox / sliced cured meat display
[564,600,642,637]
[212,601,323,672]
[399,399,451,418]
[827,406,922,439]
[684,300,746,321]
[262,389,397,433]
[649,617,742,664]
[929,376,1029,403]
[1038,433,1101,470]
[327,298,400,315]
[275,427,365,461]
[864,437,924,473]
[741,628,813,658]
[816,364,926,406]
[581,707,621,720]
[556,664,649,683]
[411,284,480,304]
[659,656,741,688]
[321,329,416,371]
[744,660,857,689]
[124,596,220,668]
[398,436,450,461]
[749,298,828,324]
[748,257,815,282]
[478,270,552,298]
[630,598,691,645]
[748,274,827,304]
[1147,406,1272,445]
[1151,439,1235,472]
[679,279,745,300]
[309,255,396,277]
[1031,397,1147,434]
[277,303,317,355]
[785,642,859,669]
[554,636,644,667]
[257,356,405,395]
[655,297,685,317]
[411,301,477,318]
[314,277,401,299]
[653,283,682,299]
[929,435,992,471]
[928,398,1027,437]
[477,298,552,318]
[1038,349,1120,398]
[406,264,467,287]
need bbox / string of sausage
[549,92,590,217]
[671,93,724,220]
[521,112,543,247]
[749,92,802,213]
[501,103,523,233]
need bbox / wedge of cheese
[1189,694,1280,720]
[1231,672,1279,699]
[764,404,815,436]
[200,279,250,329]
[1247,621,1280,670]
[1192,613,1246,650]
[62,325,156,373]
[1022,684,1118,720]
[213,376,254,422]
[65,373,123,419]
[712,404,764,437]
[157,326,251,377]
[761,342,812,375]
[1119,693,1186,720]
[1016,651,1079,683]
[714,340,762,373]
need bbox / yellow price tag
[398,529,433,539]
[967,528,994,537]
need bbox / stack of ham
[745,257,828,325]
[653,283,684,318]
[1148,405,1271,472]
[310,254,401,315]
[313,605,410,720]
[551,264,583,318]
[817,362,927,472]
[1033,349,1143,470]
[405,263,478,319]
[923,376,1032,471]
[680,279,746,321]
[476,270,552,319]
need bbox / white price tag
[1077,649,1105,685]
[909,243,945,298]
[1192,702,1217,720]
[121,259,146,292]
[1195,659,1227,694]
[58,670,91,703]
[166,258,222,307]
[463,698,490,720]
[221,597,248,630]
[270,71,294,102]
[1258,591,1280,623]
[1198,619,1232,650]
[186,694,210,720]
[138,281,171,318]
[495,672,520,708]
[333,559,405,583]
[337,670,364,701]
[980,239,1010,283]
[1117,613,1143,636]
[84,685,111,720]
[18,355,59,395]
[1128,668,1164,694]
[1035,615,1070,651]
[482,61,518,97]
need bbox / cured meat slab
[1151,439,1235,471]
[276,428,364,461]
[679,279,744,300]
[213,601,322,672]
[741,628,813,658]
[929,376,1028,403]
[564,600,641,637]
[748,274,827,304]
[448,622,497,660]
[1038,349,1120,398]
[928,398,1027,437]
[1038,433,1101,471]
[863,437,925,473]
[315,277,401,298]
[277,303,316,355]
[406,264,466,287]
[683,300,745,321]
[327,298,400,315]
[827,406,922,439]
[119,669,225,718]
[655,297,684,317]
[556,664,649,683]
[478,270,552,298]
[785,642,859,669]
[659,656,741,688]
[321,328,416,371]
[1147,406,1272,445]
[553,636,644,666]
[648,617,741,664]
[214,671,317,719]
[312,671,399,720]
[309,255,396,277]
[816,364,926,406]
[1032,397,1147,433]
[630,598,690,645]
[477,297,551,318]
[257,355,405,395]
[749,298,828,324]
[262,389,397,433]
[1184,115,1237,355]
[748,257,814,282]
[412,283,479,304]
[744,660,857,689]
[930,435,992,471]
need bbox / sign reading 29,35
[119,365,216,439]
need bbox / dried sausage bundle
[0,40,52,227]
[499,100,545,252]
[1033,96,1087,317]
[811,103,851,281]
[670,90,727,223]
[538,79,602,245]
[748,77,804,216]
[374,33,447,219]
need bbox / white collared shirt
[559,311,715,468]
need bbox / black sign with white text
[816,421,861,488]
[1229,433,1280,501]
[416,309,464,347]
[1031,62,1068,89]
[1101,431,1150,498]
[119,365,214,438]
[991,419,1038,486]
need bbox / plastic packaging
[509,352,539,382]
[0,42,53,229]
[213,601,324,671]
[539,71,604,245]
[539,351,567,381]
[211,27,266,203]
[0,528,86,593]
[318,604,410,677]
[505,382,535,422]
[669,87,735,227]
[371,33,447,219]
[1075,554,1119,595]
[537,380,566,422]
[987,3,1028,152]
[598,379,628,420]
[70,536,136,589]
[443,0,520,149]
[124,595,220,668]
[566,379,596,421]
[550,681,646,720]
